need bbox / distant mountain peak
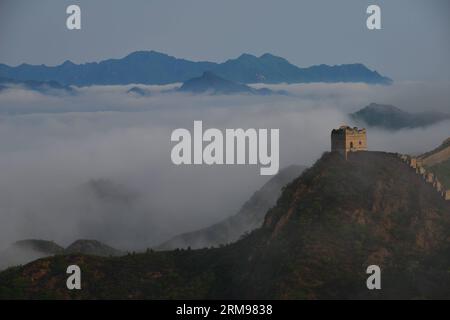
[178,71,284,95]
[260,53,277,58]
[350,103,450,130]
[178,71,252,94]
[125,50,164,57]
[12,239,64,255]
[62,60,75,66]
[364,103,404,113]
[65,239,124,257]
[236,53,257,59]
[127,86,151,97]
[259,53,289,62]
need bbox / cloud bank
[0,82,449,258]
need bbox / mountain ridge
[0,51,392,86]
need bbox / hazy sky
[0,0,449,81]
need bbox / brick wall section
[399,154,450,201]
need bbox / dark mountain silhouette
[0,52,215,87]
[0,51,392,86]
[0,239,123,271]
[0,77,75,95]
[2,151,450,299]
[10,240,64,255]
[178,71,255,94]
[127,86,152,97]
[158,165,306,250]
[0,240,64,270]
[214,53,392,84]
[65,240,124,257]
[178,71,284,95]
[350,103,450,130]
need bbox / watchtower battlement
[331,125,367,156]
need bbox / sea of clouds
[0,81,449,261]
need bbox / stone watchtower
[331,126,367,157]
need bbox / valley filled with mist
[0,81,449,269]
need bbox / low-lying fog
[0,82,449,257]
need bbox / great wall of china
[399,154,450,201]
[330,126,449,201]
